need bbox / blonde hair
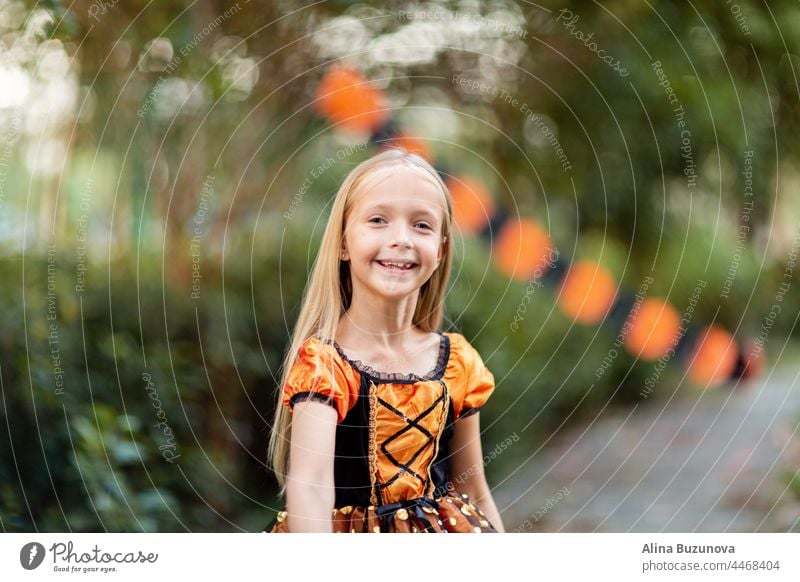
[267,148,453,491]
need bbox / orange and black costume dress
[265,332,498,533]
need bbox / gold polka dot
[373,526,381,533]
[276,511,287,523]
[460,505,472,516]
[448,517,458,526]
[367,505,375,511]
[340,505,353,515]
[461,493,469,499]
[422,506,436,514]
[396,508,409,520]
[412,526,419,532]
[473,527,482,533]
[480,519,489,527]
[351,528,356,533]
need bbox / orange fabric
[282,338,360,423]
[275,333,497,533]
[282,333,495,424]
[372,379,449,502]
[444,333,495,418]
[269,491,497,533]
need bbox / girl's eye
[415,222,433,230]
[368,217,386,224]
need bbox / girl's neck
[338,288,424,350]
[337,318,421,352]
[335,309,440,377]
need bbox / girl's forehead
[352,165,446,213]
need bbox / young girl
[265,148,505,533]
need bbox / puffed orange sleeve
[282,338,359,423]
[445,333,496,420]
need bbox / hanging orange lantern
[447,176,494,235]
[557,261,617,324]
[315,67,389,134]
[624,298,682,360]
[686,325,737,387]
[493,218,554,281]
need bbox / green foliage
[0,251,298,531]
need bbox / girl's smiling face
[342,164,448,303]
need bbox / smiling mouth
[376,260,418,271]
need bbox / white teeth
[380,260,414,269]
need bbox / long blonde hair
[268,148,454,490]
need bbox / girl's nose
[390,224,413,248]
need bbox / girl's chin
[357,278,425,299]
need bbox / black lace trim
[460,406,480,419]
[289,391,336,409]
[330,333,451,384]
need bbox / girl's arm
[447,412,506,532]
[285,400,337,532]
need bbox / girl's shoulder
[295,336,347,365]
[443,331,467,346]
[443,331,480,366]
[284,336,361,423]
[298,335,335,350]
[441,331,495,418]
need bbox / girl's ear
[340,242,349,261]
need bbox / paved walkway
[494,366,800,532]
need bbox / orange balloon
[315,67,389,134]
[557,261,617,324]
[447,176,494,235]
[386,134,432,162]
[624,298,682,360]
[493,218,555,281]
[686,325,738,387]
